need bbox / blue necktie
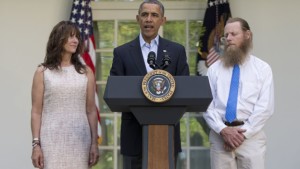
[225,64,240,123]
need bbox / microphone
[147,51,157,70]
[161,50,171,70]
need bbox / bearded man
[203,17,274,169]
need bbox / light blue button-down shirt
[139,34,159,73]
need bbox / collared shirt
[139,33,159,73]
[203,55,274,138]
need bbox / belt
[224,121,244,126]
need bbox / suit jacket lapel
[130,37,147,75]
[129,36,168,75]
[157,37,169,68]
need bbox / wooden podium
[104,76,212,169]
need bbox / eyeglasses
[220,37,226,43]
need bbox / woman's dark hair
[41,20,86,74]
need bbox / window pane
[97,84,110,113]
[100,116,115,146]
[177,150,187,169]
[116,115,121,146]
[190,149,210,169]
[93,150,114,169]
[96,52,113,81]
[189,20,205,75]
[189,51,197,76]
[188,20,203,51]
[94,21,114,49]
[118,21,140,46]
[189,115,210,147]
[117,150,123,169]
[180,116,187,147]
[95,52,113,112]
[163,21,186,47]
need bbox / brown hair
[226,17,253,47]
[226,17,251,31]
[41,21,86,74]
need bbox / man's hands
[220,127,246,151]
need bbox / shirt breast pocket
[240,82,260,105]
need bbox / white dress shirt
[203,55,274,138]
[139,34,159,73]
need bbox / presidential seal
[142,69,176,103]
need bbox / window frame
[92,1,208,169]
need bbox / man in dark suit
[110,0,189,169]
[110,0,190,168]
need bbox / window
[92,1,209,169]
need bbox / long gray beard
[222,40,251,67]
[222,46,246,67]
